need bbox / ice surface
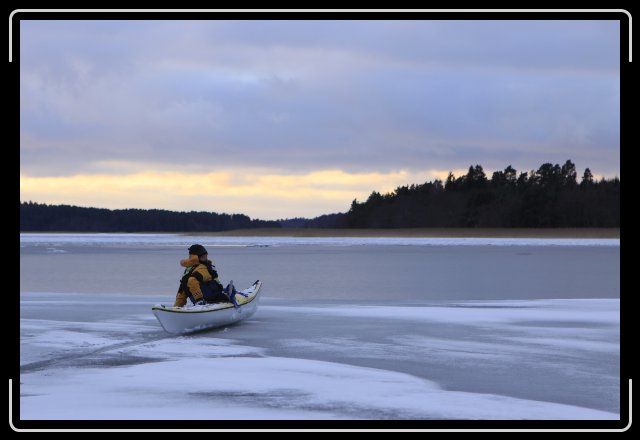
[265,299,620,326]
[20,233,620,248]
[20,350,616,420]
[19,294,620,420]
[19,236,620,420]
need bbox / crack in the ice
[20,333,172,373]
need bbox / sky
[19,19,621,220]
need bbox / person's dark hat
[188,244,208,256]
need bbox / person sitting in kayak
[173,244,241,307]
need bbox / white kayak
[152,280,262,334]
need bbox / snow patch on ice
[23,329,118,350]
[263,299,619,326]
[116,337,264,359]
[20,355,618,420]
[20,317,158,366]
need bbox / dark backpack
[180,262,225,304]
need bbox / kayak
[152,280,262,334]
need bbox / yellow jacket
[173,255,219,307]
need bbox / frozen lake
[19,233,620,420]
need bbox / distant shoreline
[183,228,620,238]
[20,228,620,238]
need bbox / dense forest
[20,203,281,232]
[341,160,619,228]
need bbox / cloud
[19,19,621,216]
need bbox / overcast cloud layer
[19,19,620,217]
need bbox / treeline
[21,160,620,231]
[343,160,619,228]
[279,213,345,228]
[20,203,281,232]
